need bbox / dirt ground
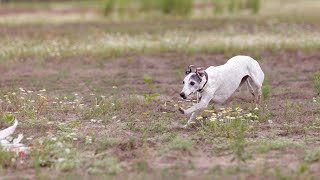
[0,3,319,178]
[0,48,319,179]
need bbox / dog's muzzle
[180,92,186,99]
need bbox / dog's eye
[183,81,185,84]
[190,82,195,86]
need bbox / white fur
[180,55,264,126]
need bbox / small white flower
[51,137,57,141]
[65,148,70,154]
[268,119,273,124]
[40,89,46,92]
[254,107,259,111]
[27,90,33,93]
[246,113,252,117]
[19,88,25,92]
[313,97,317,103]
[57,158,65,162]
[112,86,118,89]
[112,116,117,120]
[90,119,97,123]
[73,137,78,141]
[56,142,63,147]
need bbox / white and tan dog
[179,55,264,126]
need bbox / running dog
[179,55,264,126]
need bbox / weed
[104,0,115,16]
[143,76,153,86]
[255,139,304,153]
[160,0,193,16]
[143,93,160,104]
[247,0,261,14]
[94,137,120,154]
[230,118,249,162]
[88,157,123,175]
[160,136,193,154]
[212,0,225,14]
[262,78,270,101]
[32,137,80,172]
[0,149,15,168]
[304,147,320,162]
[314,72,320,95]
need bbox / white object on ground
[0,119,31,156]
[0,119,18,140]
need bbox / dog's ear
[196,67,205,77]
[185,65,195,75]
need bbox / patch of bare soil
[0,50,319,178]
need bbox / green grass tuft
[314,72,320,96]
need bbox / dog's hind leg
[246,78,255,96]
[249,75,263,105]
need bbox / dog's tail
[0,119,18,140]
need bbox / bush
[247,0,261,14]
[139,0,160,12]
[212,0,225,14]
[160,0,193,16]
[103,0,115,16]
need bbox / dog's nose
[180,92,185,99]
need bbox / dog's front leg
[185,110,199,126]
[180,97,210,115]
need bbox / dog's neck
[197,71,208,93]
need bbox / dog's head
[180,65,205,99]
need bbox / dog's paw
[178,107,185,114]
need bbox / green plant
[88,157,123,175]
[143,76,153,86]
[160,0,193,16]
[262,78,270,101]
[305,147,320,162]
[143,93,160,104]
[314,72,320,95]
[166,136,193,151]
[32,137,80,172]
[104,0,115,16]
[228,0,237,13]
[255,139,304,153]
[230,118,249,162]
[212,0,225,14]
[0,150,15,168]
[140,0,160,11]
[247,0,261,14]
[1,112,14,124]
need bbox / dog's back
[205,55,264,103]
